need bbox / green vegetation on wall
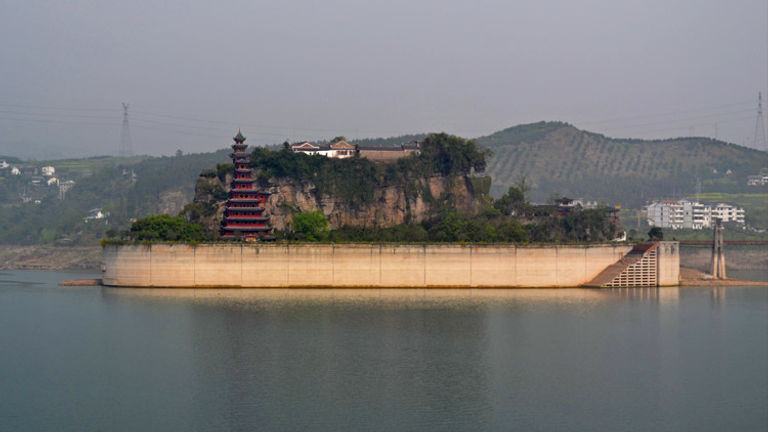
[118,214,206,242]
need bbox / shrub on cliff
[290,211,330,241]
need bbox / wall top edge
[103,243,646,250]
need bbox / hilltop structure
[290,139,420,161]
[220,131,274,240]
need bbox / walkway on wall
[584,242,660,288]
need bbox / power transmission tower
[695,177,701,202]
[120,102,133,157]
[711,218,726,279]
[753,92,767,151]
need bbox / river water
[1,270,766,431]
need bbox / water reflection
[101,287,615,308]
[603,287,680,305]
[179,289,496,430]
[2,272,767,431]
[711,286,727,305]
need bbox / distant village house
[84,208,109,223]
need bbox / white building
[84,208,108,223]
[710,203,745,224]
[647,200,745,229]
[10,167,21,176]
[646,201,684,230]
[290,140,356,158]
[41,166,55,177]
[59,180,75,200]
[46,177,59,186]
[0,160,9,169]
[290,139,420,160]
[747,173,768,186]
[679,199,709,230]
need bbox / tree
[292,211,329,241]
[514,175,530,202]
[128,214,206,242]
[494,186,526,216]
[648,227,663,241]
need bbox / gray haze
[1,0,766,158]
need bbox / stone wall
[102,243,640,288]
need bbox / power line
[0,102,120,112]
[572,99,754,126]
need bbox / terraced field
[477,122,768,207]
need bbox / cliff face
[187,170,484,234]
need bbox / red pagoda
[220,131,274,241]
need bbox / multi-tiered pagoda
[220,131,274,241]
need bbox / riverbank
[679,267,768,286]
[0,246,101,270]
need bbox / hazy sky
[1,0,766,157]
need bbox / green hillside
[478,122,768,207]
[0,150,229,244]
[2,123,767,245]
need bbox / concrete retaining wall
[101,243,650,288]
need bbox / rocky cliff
[184,169,486,235]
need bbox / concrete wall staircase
[585,242,660,287]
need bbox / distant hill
[0,149,230,245]
[3,123,768,245]
[477,121,768,206]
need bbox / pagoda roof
[229,190,271,196]
[233,130,246,143]
[227,205,266,213]
[222,226,273,232]
[228,198,264,204]
[224,216,270,222]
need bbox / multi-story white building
[710,203,745,224]
[646,200,745,229]
[646,201,684,230]
[41,166,55,177]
